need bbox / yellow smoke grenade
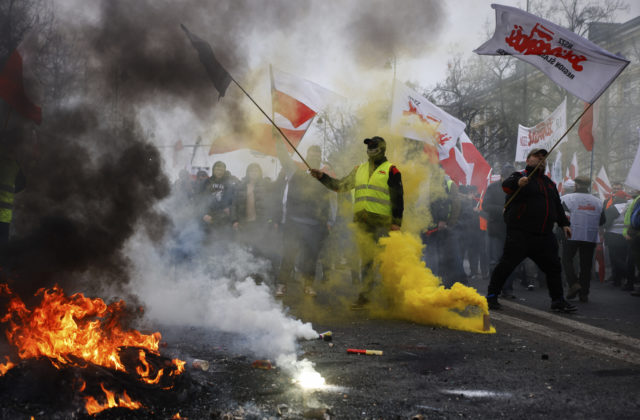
[373,231,494,333]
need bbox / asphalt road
[1,271,639,419]
[150,273,640,419]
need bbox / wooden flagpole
[230,76,311,170]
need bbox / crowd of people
[167,140,640,310]
[168,137,405,307]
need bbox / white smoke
[125,231,318,360]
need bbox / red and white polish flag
[270,66,339,148]
[210,67,338,156]
[439,146,472,186]
[569,152,578,180]
[460,132,491,194]
[592,166,611,200]
[578,100,599,152]
[474,4,629,103]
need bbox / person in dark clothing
[483,164,518,297]
[194,169,210,194]
[603,182,633,287]
[200,161,235,239]
[486,148,577,313]
[421,178,463,288]
[457,185,481,283]
[275,142,332,297]
[311,136,403,307]
[232,163,273,230]
[232,163,276,276]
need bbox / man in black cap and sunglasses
[311,136,403,308]
[486,148,576,313]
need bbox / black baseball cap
[363,136,386,149]
[526,148,548,158]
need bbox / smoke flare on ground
[375,231,494,333]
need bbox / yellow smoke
[207,68,494,333]
[324,94,494,334]
[372,231,494,333]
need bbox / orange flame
[170,358,186,375]
[136,349,164,384]
[0,356,15,376]
[1,285,164,371]
[0,283,185,414]
[84,383,143,415]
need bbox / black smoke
[0,0,446,296]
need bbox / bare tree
[547,0,629,35]
[420,0,635,171]
[0,0,50,63]
[316,106,360,174]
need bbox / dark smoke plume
[3,112,169,297]
[339,0,445,66]
[1,0,446,297]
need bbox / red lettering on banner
[527,119,554,146]
[578,205,596,211]
[403,101,441,125]
[437,132,452,146]
[403,101,451,145]
[505,23,587,71]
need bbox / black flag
[181,24,232,99]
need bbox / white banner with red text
[474,4,629,103]
[515,97,566,162]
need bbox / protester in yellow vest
[0,140,26,245]
[311,136,403,308]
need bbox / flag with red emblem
[390,81,466,156]
[474,4,629,104]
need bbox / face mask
[367,147,382,158]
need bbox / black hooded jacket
[502,166,569,235]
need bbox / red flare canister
[347,348,383,356]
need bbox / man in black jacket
[486,149,576,312]
[275,142,332,297]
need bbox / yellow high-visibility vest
[353,161,393,216]
[0,156,19,224]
